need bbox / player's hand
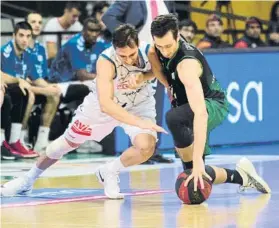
[137,119,168,134]
[184,157,212,191]
[18,78,31,96]
[126,73,144,89]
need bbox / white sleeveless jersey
[88,42,155,110]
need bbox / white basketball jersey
[90,42,155,110]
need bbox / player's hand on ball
[184,157,212,191]
[126,73,144,89]
[137,119,168,134]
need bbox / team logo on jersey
[90,54,97,62]
[3,44,12,58]
[71,120,92,136]
[37,55,43,62]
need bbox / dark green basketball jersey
[155,38,225,107]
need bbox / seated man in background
[234,17,267,48]
[48,18,109,153]
[1,22,61,155]
[43,1,83,61]
[1,71,32,159]
[49,18,108,103]
[197,14,231,50]
[179,19,197,44]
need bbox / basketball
[175,169,212,204]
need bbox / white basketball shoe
[1,176,33,197]
[95,164,124,199]
[236,157,271,194]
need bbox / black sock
[224,169,243,185]
[182,161,193,170]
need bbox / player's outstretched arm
[177,58,209,190]
[147,46,169,88]
[177,59,208,159]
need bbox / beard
[15,41,26,52]
[84,41,95,49]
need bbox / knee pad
[205,165,216,182]
[165,106,194,148]
[46,136,76,159]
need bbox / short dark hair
[92,1,110,17]
[151,14,179,39]
[246,17,263,31]
[65,1,82,11]
[83,17,101,31]
[14,21,32,34]
[179,19,197,33]
[112,24,139,48]
[25,11,42,22]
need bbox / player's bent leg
[122,133,156,166]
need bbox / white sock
[25,165,44,181]
[34,126,50,148]
[1,129,5,145]
[20,129,28,143]
[108,157,125,172]
[9,123,22,144]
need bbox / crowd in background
[1,1,279,161]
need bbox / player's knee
[134,134,156,159]
[46,136,78,159]
[165,108,180,133]
[47,93,60,105]
[165,108,193,148]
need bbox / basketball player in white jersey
[1,24,168,199]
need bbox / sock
[20,129,28,143]
[25,166,44,181]
[182,160,193,170]
[108,157,125,172]
[34,126,50,148]
[9,123,22,144]
[224,168,243,185]
[1,129,5,145]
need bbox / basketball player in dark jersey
[128,14,271,194]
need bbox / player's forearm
[193,112,208,159]
[76,70,96,81]
[100,100,142,127]
[155,74,169,88]
[29,86,49,95]
[141,72,155,82]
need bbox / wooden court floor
[1,155,278,228]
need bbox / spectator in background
[197,14,231,50]
[179,19,197,43]
[268,1,279,46]
[43,1,83,61]
[92,1,112,46]
[1,71,31,159]
[49,18,105,84]
[234,17,266,48]
[102,0,176,44]
[1,23,39,158]
[1,22,61,155]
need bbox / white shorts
[64,94,157,145]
